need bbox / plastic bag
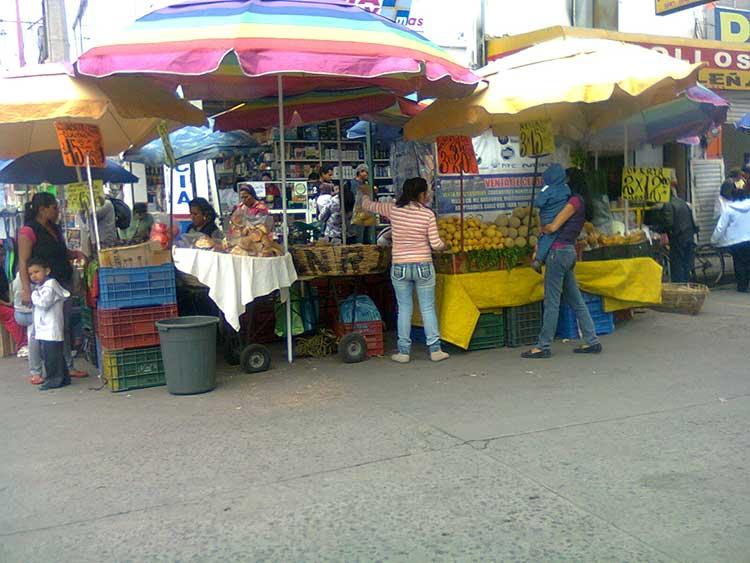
[351,183,377,227]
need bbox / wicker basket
[653,283,709,315]
[291,244,390,277]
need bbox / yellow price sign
[157,120,177,168]
[519,119,554,158]
[65,180,104,213]
[621,167,672,203]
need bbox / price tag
[520,120,554,158]
[65,180,104,213]
[54,122,106,168]
[157,120,177,168]
[437,136,479,174]
[621,167,673,203]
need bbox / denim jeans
[351,224,376,245]
[15,316,42,376]
[538,247,600,351]
[391,262,442,354]
[669,240,695,284]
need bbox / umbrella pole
[624,127,630,235]
[526,156,540,245]
[336,118,347,246]
[278,75,293,365]
[85,156,101,253]
[169,167,175,252]
[460,170,465,252]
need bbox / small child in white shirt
[29,258,70,391]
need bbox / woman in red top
[236,185,269,217]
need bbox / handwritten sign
[621,167,673,203]
[65,180,104,213]
[519,120,554,158]
[437,136,479,175]
[54,122,105,168]
[157,121,177,168]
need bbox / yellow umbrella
[0,64,206,158]
[405,37,703,142]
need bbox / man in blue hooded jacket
[531,163,571,272]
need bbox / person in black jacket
[663,183,698,283]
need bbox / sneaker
[430,350,450,362]
[16,346,28,358]
[391,353,410,363]
[574,343,602,354]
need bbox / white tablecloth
[173,248,298,331]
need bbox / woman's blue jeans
[391,262,442,355]
[538,247,600,351]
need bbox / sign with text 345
[437,136,479,175]
[621,167,673,203]
[54,122,106,168]
[519,120,554,158]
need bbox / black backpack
[108,197,132,230]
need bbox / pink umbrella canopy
[75,0,480,101]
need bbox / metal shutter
[690,158,725,244]
[723,92,750,125]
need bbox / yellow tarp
[415,257,662,349]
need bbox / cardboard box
[98,241,172,269]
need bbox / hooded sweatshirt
[31,278,70,342]
[534,163,572,263]
[711,198,750,248]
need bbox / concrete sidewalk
[1,289,749,561]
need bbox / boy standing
[29,258,71,391]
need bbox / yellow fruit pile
[438,206,541,252]
[581,222,646,248]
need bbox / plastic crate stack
[96,264,177,392]
[505,302,543,347]
[410,310,506,351]
[556,292,615,340]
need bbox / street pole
[14,0,26,67]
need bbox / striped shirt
[362,198,445,264]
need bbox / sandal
[29,375,44,385]
[68,369,88,378]
[521,348,551,359]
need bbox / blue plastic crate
[98,264,176,310]
[556,294,614,339]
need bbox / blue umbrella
[736,112,750,133]
[123,119,259,166]
[0,150,138,185]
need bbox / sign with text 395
[621,167,672,203]
[519,120,554,158]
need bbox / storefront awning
[488,26,750,92]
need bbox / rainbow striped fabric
[213,87,398,130]
[76,0,479,101]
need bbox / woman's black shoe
[521,349,551,359]
[574,343,602,354]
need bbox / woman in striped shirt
[361,178,449,363]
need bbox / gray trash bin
[156,316,220,395]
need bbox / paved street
[1,289,749,561]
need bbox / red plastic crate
[96,304,178,350]
[334,320,385,357]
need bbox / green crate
[467,311,505,350]
[505,302,543,347]
[103,346,165,393]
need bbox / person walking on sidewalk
[522,188,602,359]
[360,177,449,363]
[28,258,70,391]
[712,187,750,292]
